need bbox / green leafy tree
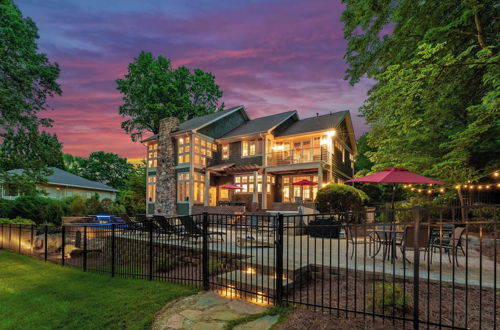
[0,0,61,193]
[0,130,65,171]
[63,153,86,176]
[78,151,132,189]
[342,0,499,206]
[116,51,224,141]
[116,163,146,215]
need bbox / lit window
[242,141,248,156]
[147,143,158,168]
[222,144,229,159]
[147,175,157,202]
[177,173,190,202]
[177,137,190,165]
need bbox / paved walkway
[153,292,277,330]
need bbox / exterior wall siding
[215,141,263,167]
[1,184,116,201]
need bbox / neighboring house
[0,167,118,201]
[142,106,357,216]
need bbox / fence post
[83,226,87,272]
[148,219,153,281]
[412,207,421,330]
[202,212,210,291]
[111,224,116,277]
[61,226,65,266]
[275,213,284,306]
[44,224,48,261]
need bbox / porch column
[261,172,268,209]
[318,167,323,187]
[252,171,258,203]
[204,171,210,206]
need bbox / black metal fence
[0,205,498,329]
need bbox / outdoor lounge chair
[179,216,226,243]
[135,214,161,232]
[152,215,184,239]
[430,226,466,267]
[400,225,432,264]
[118,213,142,231]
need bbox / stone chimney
[155,117,179,216]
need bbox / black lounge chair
[152,215,184,239]
[135,214,160,232]
[118,213,142,231]
[179,216,226,243]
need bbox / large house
[142,106,357,216]
[0,167,118,201]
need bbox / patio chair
[118,213,142,232]
[430,226,466,267]
[344,225,373,259]
[135,214,161,232]
[400,225,432,264]
[179,216,226,243]
[152,215,185,239]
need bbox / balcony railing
[266,146,328,166]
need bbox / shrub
[64,195,87,216]
[84,195,102,214]
[316,183,369,214]
[10,195,64,225]
[0,199,13,218]
[368,281,412,315]
[0,217,36,225]
[100,198,114,214]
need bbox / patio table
[368,228,404,263]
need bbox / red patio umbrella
[292,179,318,186]
[221,184,243,190]
[345,167,445,208]
[292,179,318,202]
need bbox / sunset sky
[17,0,373,159]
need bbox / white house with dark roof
[1,167,118,201]
[142,106,357,216]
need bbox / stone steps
[215,269,295,295]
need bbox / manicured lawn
[0,250,198,329]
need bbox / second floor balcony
[266,146,328,166]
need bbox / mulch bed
[283,271,499,330]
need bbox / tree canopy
[116,51,224,141]
[0,130,65,171]
[0,0,61,138]
[64,152,132,189]
[342,0,499,189]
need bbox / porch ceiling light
[326,130,336,138]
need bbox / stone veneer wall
[156,117,180,216]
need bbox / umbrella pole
[391,183,396,209]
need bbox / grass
[224,304,293,330]
[0,250,198,329]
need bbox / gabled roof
[220,110,297,139]
[178,105,247,133]
[277,111,349,137]
[140,106,247,142]
[8,167,119,192]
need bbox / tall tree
[0,0,61,138]
[77,151,132,189]
[342,0,499,203]
[116,51,224,141]
[0,130,65,171]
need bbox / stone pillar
[318,167,323,187]
[156,117,180,217]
